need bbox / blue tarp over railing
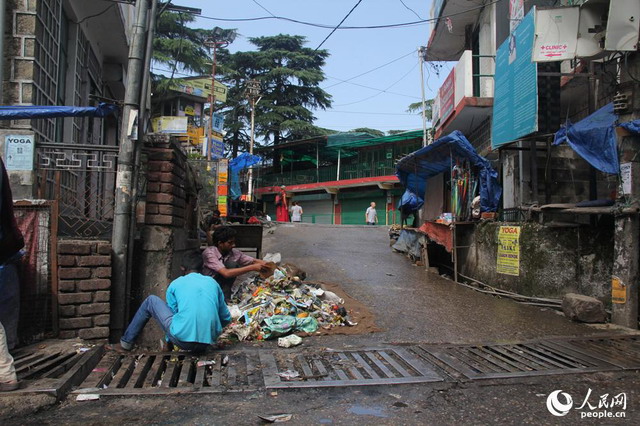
[396,130,502,212]
[0,103,118,120]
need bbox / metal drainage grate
[14,348,82,381]
[76,351,261,395]
[260,348,443,388]
[561,335,640,369]
[417,338,626,380]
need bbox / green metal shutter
[340,197,386,225]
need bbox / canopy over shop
[396,130,502,223]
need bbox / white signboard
[532,7,579,62]
[4,134,34,171]
[620,163,632,196]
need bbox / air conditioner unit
[575,0,608,58]
[604,0,640,51]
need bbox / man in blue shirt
[115,251,231,353]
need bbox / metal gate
[36,142,118,238]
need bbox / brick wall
[57,240,111,340]
[144,137,190,228]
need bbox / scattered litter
[258,414,292,423]
[91,368,108,373]
[197,360,216,367]
[270,391,278,397]
[217,262,357,344]
[76,394,100,402]
[76,347,90,353]
[277,370,300,381]
[390,393,402,399]
[277,334,303,348]
[221,355,229,366]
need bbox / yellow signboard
[612,276,626,304]
[497,226,520,276]
[217,196,228,216]
[171,78,228,102]
[218,172,228,184]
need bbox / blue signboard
[491,8,538,149]
[210,137,225,159]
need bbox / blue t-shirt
[166,273,231,344]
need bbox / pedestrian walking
[365,202,378,225]
[112,251,231,353]
[290,201,303,223]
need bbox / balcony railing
[255,160,397,188]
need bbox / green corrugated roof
[326,130,423,149]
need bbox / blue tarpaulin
[553,103,619,174]
[0,103,118,120]
[229,152,262,200]
[397,189,424,211]
[619,119,640,135]
[396,130,502,212]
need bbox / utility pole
[246,79,261,201]
[418,46,428,147]
[111,0,150,341]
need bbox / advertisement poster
[497,226,520,276]
[492,9,538,148]
[438,69,455,124]
[509,0,524,33]
[4,134,34,171]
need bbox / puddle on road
[348,405,389,418]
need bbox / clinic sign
[491,8,538,149]
[4,134,34,171]
[497,226,520,276]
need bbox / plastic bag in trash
[277,334,303,348]
[263,252,282,264]
[321,290,344,304]
[228,305,242,320]
[262,315,318,339]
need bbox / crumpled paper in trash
[277,334,303,348]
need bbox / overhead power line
[322,50,415,90]
[196,0,502,30]
[315,0,364,51]
[398,0,423,20]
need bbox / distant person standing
[290,201,303,223]
[275,185,290,222]
[365,202,378,225]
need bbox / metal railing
[256,160,397,187]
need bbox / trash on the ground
[91,368,108,373]
[76,394,100,402]
[221,355,229,366]
[277,334,303,348]
[258,414,293,423]
[270,391,278,397]
[277,370,300,381]
[197,360,216,367]
[218,261,357,344]
[76,347,90,353]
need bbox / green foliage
[220,34,333,149]
[349,127,385,138]
[407,99,434,121]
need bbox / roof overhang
[434,96,493,139]
[426,0,486,61]
[255,175,400,196]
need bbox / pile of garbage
[219,255,357,346]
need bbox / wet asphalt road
[8,224,639,425]
[263,223,621,347]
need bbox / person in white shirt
[290,201,303,222]
[365,202,378,225]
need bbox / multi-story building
[254,131,424,225]
[414,0,640,322]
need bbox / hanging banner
[211,113,225,133]
[171,78,228,102]
[611,276,626,304]
[497,226,520,276]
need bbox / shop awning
[396,130,502,212]
[0,103,118,120]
